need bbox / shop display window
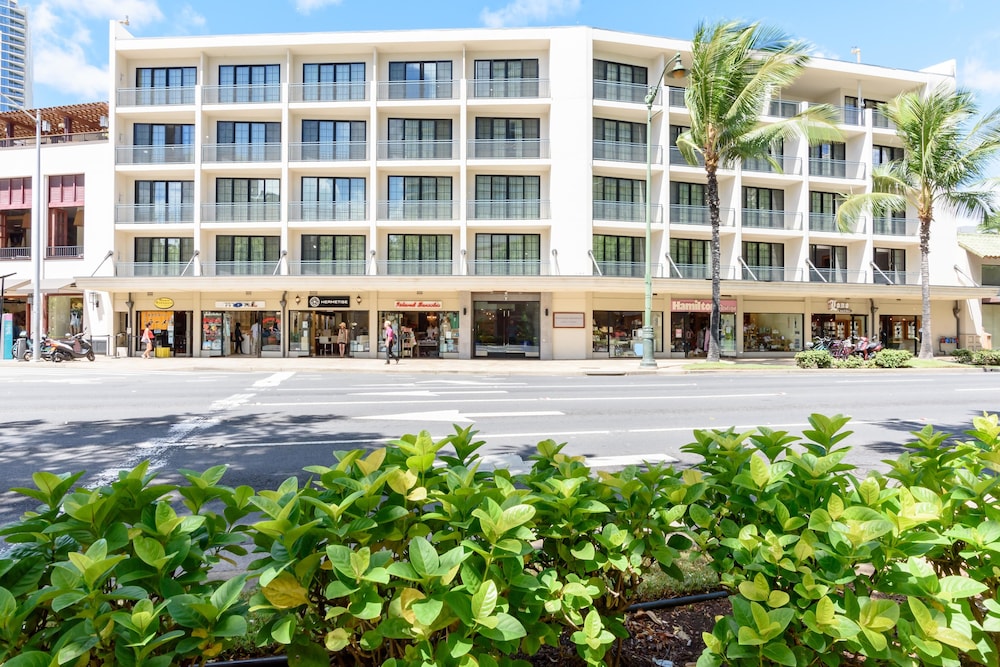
[743,313,803,352]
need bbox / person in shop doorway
[141,322,154,359]
[337,321,349,358]
[250,320,260,355]
[384,319,398,364]
[233,322,244,354]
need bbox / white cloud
[294,0,344,14]
[962,58,1000,95]
[480,0,581,28]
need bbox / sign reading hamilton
[308,295,351,309]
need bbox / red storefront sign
[671,298,737,313]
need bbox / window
[218,64,280,102]
[135,67,195,104]
[872,144,904,166]
[133,124,194,163]
[742,241,785,281]
[594,118,646,162]
[809,142,847,177]
[387,176,452,220]
[215,235,281,275]
[473,117,541,157]
[669,238,709,278]
[593,234,644,277]
[809,191,841,231]
[474,233,540,275]
[134,237,194,276]
[671,182,708,223]
[301,120,366,160]
[301,235,366,275]
[809,244,848,282]
[215,178,280,222]
[474,175,541,219]
[873,247,907,284]
[387,234,452,275]
[135,181,194,223]
[982,265,1000,287]
[216,121,280,161]
[593,176,645,221]
[743,187,785,229]
[593,59,647,103]
[668,125,694,164]
[387,60,453,99]
[386,119,453,159]
[473,58,539,97]
[300,177,365,221]
[303,62,365,100]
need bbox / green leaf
[409,537,439,578]
[750,454,769,488]
[570,541,596,561]
[4,651,54,667]
[937,575,987,600]
[134,535,167,567]
[472,579,498,623]
[412,597,444,626]
[262,573,310,609]
[273,615,296,644]
[762,642,797,666]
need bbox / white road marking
[258,392,782,407]
[351,390,508,397]
[954,386,1000,391]
[358,409,564,423]
[253,371,295,388]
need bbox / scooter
[11,332,56,361]
[851,336,884,360]
[48,332,95,362]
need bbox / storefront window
[592,311,662,357]
[474,301,539,358]
[880,314,919,354]
[379,310,458,357]
[743,313,803,352]
[811,313,866,342]
[670,312,736,356]
[48,295,83,337]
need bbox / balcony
[742,210,802,231]
[873,217,918,236]
[467,138,548,159]
[201,202,281,223]
[592,201,662,223]
[593,80,649,104]
[767,99,800,118]
[742,265,796,282]
[116,145,194,165]
[202,261,280,276]
[669,204,735,227]
[116,262,195,277]
[1,131,108,149]
[742,154,802,176]
[375,259,456,275]
[289,82,369,102]
[202,84,281,104]
[667,262,709,279]
[117,87,195,106]
[0,247,30,260]
[667,86,687,108]
[289,201,367,222]
[593,140,657,164]
[831,105,864,126]
[872,110,895,130]
[292,260,367,276]
[668,147,704,167]
[377,80,456,101]
[808,213,864,234]
[46,246,83,259]
[289,141,367,161]
[593,261,658,278]
[116,203,195,224]
[376,201,457,221]
[808,158,866,180]
[203,143,281,163]
[873,270,919,286]
[807,267,865,283]
[467,260,545,276]
[377,139,455,160]
[469,78,549,99]
[467,200,549,220]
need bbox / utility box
[13,335,27,361]
[155,347,171,358]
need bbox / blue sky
[20,0,1000,115]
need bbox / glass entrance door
[473,300,540,357]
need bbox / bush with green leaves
[973,349,1000,366]
[832,354,869,369]
[870,348,912,368]
[794,350,833,369]
[952,348,974,364]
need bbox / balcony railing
[592,201,662,223]
[593,261,662,278]
[202,84,282,104]
[742,265,795,281]
[292,260,368,276]
[46,246,82,258]
[872,110,895,130]
[289,201,367,222]
[116,262,195,277]
[201,202,281,223]
[117,86,195,106]
[767,99,800,118]
[667,86,687,108]
[808,213,864,234]
[288,81,369,102]
[832,105,864,126]
[593,80,649,104]
[593,140,657,164]
[202,143,282,163]
[375,259,456,275]
[0,247,30,260]
[1,131,108,150]
[807,267,865,283]
[873,270,920,286]
[202,261,279,276]
[376,201,458,221]
[116,203,195,224]
[467,138,548,159]
[742,154,802,175]
[873,217,918,236]
[469,78,548,98]
[742,210,802,231]
[289,141,367,161]
[667,263,710,279]
[467,200,549,220]
[377,80,456,101]
[668,146,705,167]
[669,204,735,226]
[467,260,545,276]
[377,139,455,160]
[808,158,866,179]
[116,145,194,165]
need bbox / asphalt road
[1,363,997,528]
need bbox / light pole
[0,93,44,362]
[640,53,685,369]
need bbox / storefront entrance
[380,309,460,358]
[669,299,736,357]
[473,299,539,358]
[202,310,276,357]
[880,314,920,353]
[288,309,369,357]
[137,310,192,357]
[593,310,662,358]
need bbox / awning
[10,278,77,294]
[957,233,1000,258]
[0,279,29,293]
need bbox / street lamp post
[640,53,685,369]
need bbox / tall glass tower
[0,0,30,111]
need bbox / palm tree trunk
[919,216,933,359]
[707,164,722,362]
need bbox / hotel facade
[2,23,998,360]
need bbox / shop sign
[153,297,174,309]
[671,298,737,314]
[827,299,851,313]
[553,312,585,328]
[308,295,350,308]
[394,300,443,310]
[215,301,265,309]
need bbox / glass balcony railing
[117,86,195,106]
[467,138,548,159]
[807,267,864,283]
[289,141,368,161]
[116,145,194,165]
[873,217,917,236]
[808,213,864,234]
[469,78,548,98]
[667,86,687,108]
[116,262,194,277]
[593,140,656,163]
[202,261,278,276]
[377,140,455,160]
[116,203,195,224]
[203,84,282,104]
[873,270,919,286]
[767,99,800,118]
[593,261,652,278]
[467,200,548,220]
[808,158,866,179]
[375,259,456,276]
[378,80,456,101]
[742,265,795,282]
[288,201,367,222]
[741,210,802,231]
[742,154,802,175]
[202,143,281,163]
[467,260,545,276]
[289,81,369,102]
[201,202,281,223]
[668,146,704,167]
[376,201,457,221]
[592,201,661,223]
[669,204,735,226]
[292,260,368,276]
[593,80,649,104]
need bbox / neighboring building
[6,23,997,360]
[958,232,1000,351]
[0,0,30,111]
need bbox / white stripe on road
[350,390,509,397]
[253,371,295,388]
[358,409,563,422]
[257,392,783,407]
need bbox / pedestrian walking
[384,320,398,364]
[249,320,261,355]
[337,322,349,358]
[141,322,154,359]
[233,322,244,354]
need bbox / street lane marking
[350,390,509,397]
[358,409,564,423]
[253,371,295,388]
[257,392,783,407]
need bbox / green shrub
[972,349,1000,365]
[794,349,833,368]
[833,354,869,368]
[952,348,974,364]
[870,348,912,368]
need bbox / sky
[18,0,1000,116]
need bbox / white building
[3,23,997,360]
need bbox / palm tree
[837,88,1000,359]
[675,20,839,361]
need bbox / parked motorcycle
[851,336,883,360]
[11,332,56,361]
[48,332,95,362]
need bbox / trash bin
[13,334,27,361]
[155,347,171,358]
